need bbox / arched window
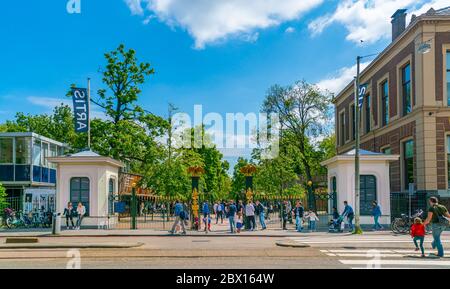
[70,177,90,216]
[108,178,115,215]
[360,175,377,216]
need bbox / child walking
[306,209,319,232]
[411,217,426,257]
[236,213,243,233]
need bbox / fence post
[131,187,137,230]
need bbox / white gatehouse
[321,149,399,226]
[48,150,124,230]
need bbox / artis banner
[71,87,89,133]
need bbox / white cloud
[125,0,145,15]
[309,0,448,44]
[285,26,296,33]
[125,0,323,49]
[317,61,370,94]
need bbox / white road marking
[340,260,450,266]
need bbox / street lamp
[353,53,378,235]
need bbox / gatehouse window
[360,175,377,216]
[70,177,90,216]
[109,178,115,215]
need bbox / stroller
[328,216,344,233]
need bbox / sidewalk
[2,227,448,238]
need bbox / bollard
[52,212,62,235]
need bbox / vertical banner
[71,87,89,133]
[358,83,368,108]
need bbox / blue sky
[0,0,447,162]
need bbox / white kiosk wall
[48,151,123,229]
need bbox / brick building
[334,7,450,198]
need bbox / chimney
[391,9,407,42]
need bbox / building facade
[334,7,450,200]
[0,132,66,213]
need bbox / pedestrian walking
[226,200,237,233]
[75,202,86,230]
[372,201,383,231]
[342,201,354,232]
[306,209,319,232]
[169,200,187,235]
[245,201,256,231]
[255,200,267,230]
[63,202,75,230]
[281,200,289,230]
[411,217,426,257]
[292,200,305,232]
[202,201,211,233]
[423,196,450,258]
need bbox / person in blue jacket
[202,201,211,232]
[342,201,354,232]
[372,201,383,231]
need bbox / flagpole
[87,77,91,150]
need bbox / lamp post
[131,182,137,230]
[353,52,378,234]
[188,166,205,230]
[307,180,314,211]
[240,164,257,203]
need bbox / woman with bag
[76,202,86,230]
[423,197,450,258]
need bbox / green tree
[0,182,8,210]
[88,44,168,168]
[262,80,331,183]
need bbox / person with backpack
[423,196,450,257]
[255,200,267,230]
[226,200,237,233]
[169,200,186,235]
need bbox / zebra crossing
[320,249,450,269]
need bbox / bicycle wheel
[5,218,14,229]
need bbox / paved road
[0,233,449,269]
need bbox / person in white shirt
[306,209,319,232]
[245,202,256,231]
[76,202,86,230]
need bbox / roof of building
[320,149,399,166]
[68,150,102,157]
[0,132,66,147]
[343,149,384,156]
[433,6,450,16]
[47,150,124,167]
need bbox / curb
[0,242,144,249]
[275,241,311,248]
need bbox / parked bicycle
[4,208,30,229]
[391,209,431,234]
